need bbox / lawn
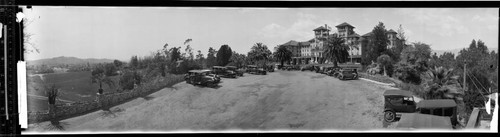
[27,71,120,111]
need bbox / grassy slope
[27,71,120,111]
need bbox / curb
[359,78,396,87]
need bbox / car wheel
[384,111,396,122]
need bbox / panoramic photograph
[21,7,498,132]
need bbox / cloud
[259,12,325,42]
[396,8,470,37]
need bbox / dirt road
[28,70,396,132]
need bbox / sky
[22,7,498,61]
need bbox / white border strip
[18,61,28,128]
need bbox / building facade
[277,22,398,65]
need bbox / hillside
[432,47,498,56]
[27,56,115,66]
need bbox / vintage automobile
[226,66,244,77]
[337,68,359,80]
[396,113,454,130]
[416,99,458,127]
[185,70,220,87]
[300,65,314,71]
[267,65,275,72]
[212,66,237,78]
[247,65,267,75]
[383,89,417,122]
[326,66,342,77]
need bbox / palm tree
[323,35,350,67]
[422,66,463,100]
[273,45,292,68]
[91,67,115,95]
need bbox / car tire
[384,110,396,122]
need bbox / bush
[104,63,118,76]
[394,62,422,84]
[45,84,59,104]
[119,71,141,90]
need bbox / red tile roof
[281,40,299,46]
[347,33,361,38]
[335,22,355,28]
[387,29,397,34]
[299,41,311,46]
[362,32,373,37]
[313,26,328,31]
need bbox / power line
[466,73,488,102]
[468,71,490,94]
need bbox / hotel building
[278,22,399,65]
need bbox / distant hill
[432,47,498,56]
[27,56,115,66]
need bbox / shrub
[394,62,422,84]
[119,70,141,90]
[45,84,59,104]
[104,63,118,76]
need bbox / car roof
[188,70,204,73]
[212,66,225,68]
[417,99,457,108]
[396,113,453,129]
[383,89,413,97]
[226,66,236,68]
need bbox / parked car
[301,65,314,71]
[266,65,275,72]
[326,66,342,77]
[416,99,458,127]
[337,68,358,80]
[247,65,267,75]
[396,113,453,130]
[383,89,417,122]
[212,66,237,78]
[185,70,220,87]
[226,66,244,77]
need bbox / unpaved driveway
[27,70,395,132]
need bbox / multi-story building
[387,29,398,49]
[277,22,399,65]
[336,22,362,63]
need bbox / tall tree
[113,60,123,68]
[273,45,292,68]
[184,39,194,61]
[229,51,247,68]
[206,47,217,68]
[196,50,205,68]
[364,22,390,64]
[391,24,409,62]
[323,35,350,67]
[247,43,272,67]
[439,52,456,69]
[216,44,233,66]
[130,56,139,69]
[170,47,182,62]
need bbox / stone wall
[27,74,184,124]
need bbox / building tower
[311,24,331,64]
[386,29,398,49]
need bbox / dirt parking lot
[28,70,397,132]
